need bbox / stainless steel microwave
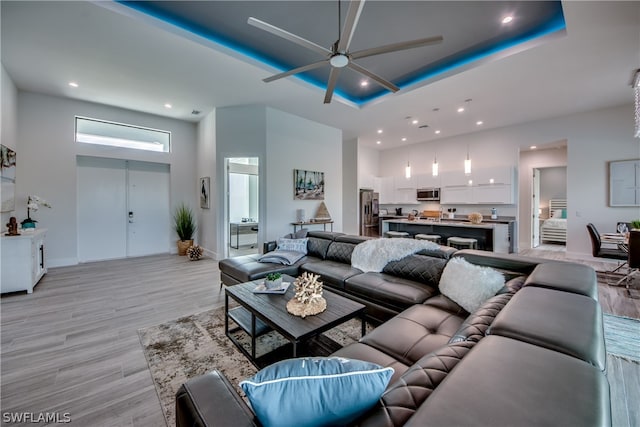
[417,188,440,201]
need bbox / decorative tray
[252,282,291,294]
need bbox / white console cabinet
[1,228,47,294]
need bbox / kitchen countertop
[382,219,507,229]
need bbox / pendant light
[432,153,439,177]
[464,146,472,175]
[405,161,411,179]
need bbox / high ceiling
[1,1,638,150]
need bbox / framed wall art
[200,177,210,209]
[294,169,324,200]
[1,145,16,212]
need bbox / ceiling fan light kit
[248,0,443,104]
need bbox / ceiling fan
[248,0,443,104]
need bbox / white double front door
[77,156,170,262]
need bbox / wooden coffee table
[225,275,366,367]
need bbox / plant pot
[177,239,194,256]
[265,277,283,290]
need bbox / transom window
[75,117,171,153]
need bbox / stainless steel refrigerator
[360,190,379,237]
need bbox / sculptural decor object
[6,216,19,235]
[468,212,483,224]
[286,272,326,318]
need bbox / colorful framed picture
[200,177,210,209]
[294,169,324,200]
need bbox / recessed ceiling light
[68,82,79,88]
[360,80,369,87]
[435,130,441,134]
[502,16,514,24]
[411,119,419,125]
[377,129,383,134]
[457,107,465,113]
[164,103,172,109]
[376,140,381,145]
[476,121,484,125]
[530,145,537,150]
[401,137,407,141]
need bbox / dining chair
[615,230,640,289]
[586,223,627,273]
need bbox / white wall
[342,138,358,235]
[196,110,217,257]
[367,103,638,258]
[17,91,198,266]
[266,107,343,240]
[214,105,342,258]
[540,166,567,212]
[1,64,18,226]
[215,105,267,258]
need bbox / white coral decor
[286,272,327,317]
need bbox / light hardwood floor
[1,255,225,426]
[1,251,638,426]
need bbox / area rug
[138,306,370,426]
[140,305,640,426]
[602,313,640,363]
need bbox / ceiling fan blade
[348,61,400,93]
[337,0,365,52]
[263,60,329,83]
[350,36,443,60]
[248,17,331,57]
[324,67,342,104]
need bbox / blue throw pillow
[277,237,308,254]
[561,208,567,219]
[240,357,394,427]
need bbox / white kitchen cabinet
[395,175,417,190]
[416,173,441,188]
[441,170,472,187]
[440,186,473,204]
[378,176,395,204]
[473,184,514,204]
[493,224,510,253]
[1,229,47,294]
[473,166,514,185]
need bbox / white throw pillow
[438,258,505,313]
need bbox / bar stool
[447,236,478,249]
[385,231,410,238]
[415,234,441,243]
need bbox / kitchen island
[382,219,515,253]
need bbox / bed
[541,199,567,243]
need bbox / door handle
[129,211,134,223]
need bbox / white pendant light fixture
[464,146,472,175]
[405,161,412,179]
[432,153,439,177]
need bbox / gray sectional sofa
[176,230,610,426]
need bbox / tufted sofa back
[383,254,448,286]
[326,235,373,264]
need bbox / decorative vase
[177,239,193,256]
[21,220,36,229]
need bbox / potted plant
[21,195,51,229]
[174,203,196,256]
[265,272,283,290]
[630,220,640,231]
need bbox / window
[75,117,170,153]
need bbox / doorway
[226,157,259,257]
[77,156,170,262]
